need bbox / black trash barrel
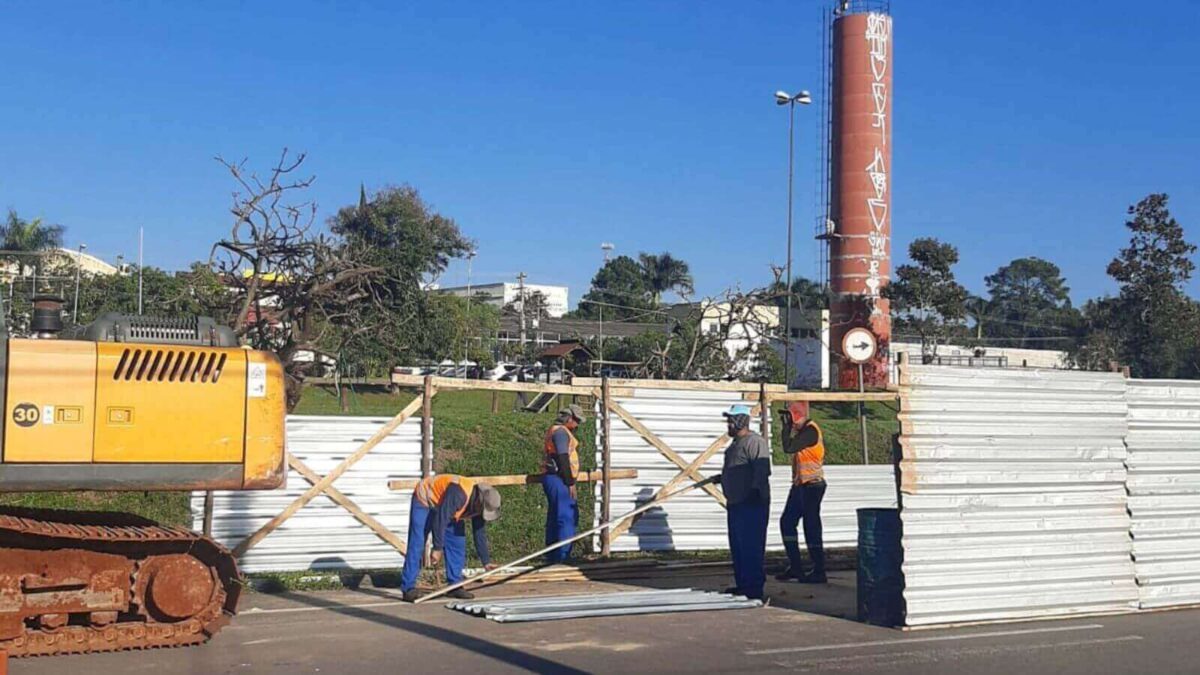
[857,507,904,626]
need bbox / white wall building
[436,282,569,318]
[888,341,1072,384]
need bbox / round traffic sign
[842,328,878,364]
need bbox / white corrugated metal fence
[191,415,421,573]
[898,365,1138,627]
[1126,379,1200,609]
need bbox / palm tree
[1,209,65,281]
[638,252,694,305]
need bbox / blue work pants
[542,474,578,563]
[400,498,467,592]
[727,497,769,600]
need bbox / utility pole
[517,272,527,357]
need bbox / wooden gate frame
[228,372,899,562]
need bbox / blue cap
[723,404,754,418]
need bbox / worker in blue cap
[716,403,772,601]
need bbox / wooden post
[421,375,435,567]
[421,375,434,478]
[758,381,770,446]
[491,391,500,414]
[600,377,613,558]
[202,490,215,537]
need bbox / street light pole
[72,243,87,324]
[465,249,476,374]
[775,89,812,389]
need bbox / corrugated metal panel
[600,389,896,552]
[1127,379,1200,609]
[191,415,422,573]
[898,365,1137,627]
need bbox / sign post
[842,328,878,465]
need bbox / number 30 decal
[12,403,40,427]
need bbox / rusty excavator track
[0,506,241,658]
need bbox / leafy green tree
[325,184,475,375]
[983,257,1082,349]
[571,255,655,320]
[767,275,829,312]
[638,252,694,304]
[1093,194,1199,378]
[884,238,970,359]
[1,209,65,281]
[75,264,228,324]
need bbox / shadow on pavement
[273,590,589,675]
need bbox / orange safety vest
[414,474,477,521]
[544,424,580,479]
[791,421,826,485]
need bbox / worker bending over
[776,402,827,583]
[718,403,772,601]
[543,404,584,563]
[401,474,501,602]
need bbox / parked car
[484,363,521,381]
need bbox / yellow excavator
[0,296,286,657]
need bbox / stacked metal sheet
[898,365,1138,627]
[598,389,897,552]
[447,589,762,622]
[191,415,423,573]
[1126,379,1200,609]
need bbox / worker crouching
[543,405,584,563]
[718,404,772,601]
[401,474,501,602]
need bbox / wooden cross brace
[605,400,761,544]
[231,394,426,558]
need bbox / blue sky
[1,0,1197,307]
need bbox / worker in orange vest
[543,404,584,562]
[776,401,828,583]
[401,474,501,602]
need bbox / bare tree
[210,150,392,408]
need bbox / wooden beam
[749,391,900,403]
[572,377,787,393]
[231,394,425,557]
[607,400,727,506]
[391,373,591,396]
[307,376,393,387]
[387,468,636,491]
[289,454,407,555]
[608,432,729,542]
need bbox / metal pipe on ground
[490,600,763,623]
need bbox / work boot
[798,572,827,584]
[774,567,801,581]
[723,586,742,596]
[445,588,476,600]
[402,589,422,603]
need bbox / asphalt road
[9,572,1198,674]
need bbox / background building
[436,282,569,318]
